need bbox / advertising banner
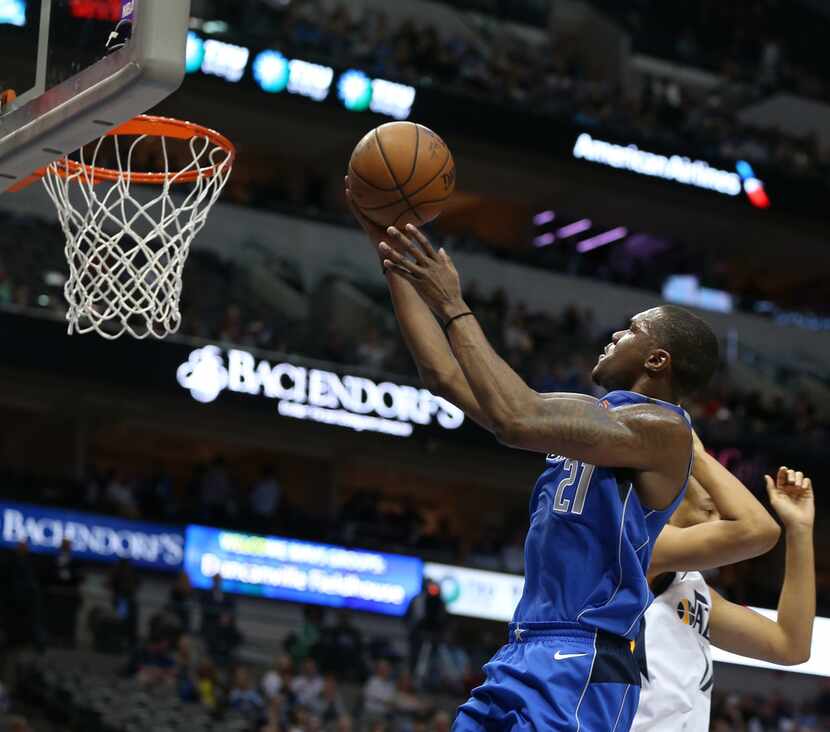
[0,499,184,571]
[176,346,464,438]
[425,561,829,677]
[424,561,523,623]
[184,525,423,616]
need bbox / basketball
[347,122,456,229]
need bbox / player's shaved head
[648,305,719,398]
[592,305,718,401]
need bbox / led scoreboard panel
[185,31,416,120]
[184,525,423,616]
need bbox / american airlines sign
[573,132,743,196]
[176,346,465,438]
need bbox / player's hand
[344,178,386,266]
[766,466,815,531]
[379,224,467,321]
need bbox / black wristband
[443,311,474,334]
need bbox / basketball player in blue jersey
[345,186,719,732]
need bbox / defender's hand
[379,224,467,322]
[766,467,815,531]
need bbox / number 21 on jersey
[553,459,595,515]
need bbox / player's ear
[644,348,671,376]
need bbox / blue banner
[184,525,423,616]
[0,500,184,571]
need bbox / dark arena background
[1,0,829,730]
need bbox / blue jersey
[512,390,691,640]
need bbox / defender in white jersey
[636,570,713,730]
[634,453,816,732]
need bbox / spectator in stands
[334,716,354,732]
[196,658,219,710]
[140,463,174,519]
[200,573,233,631]
[284,605,323,666]
[200,456,233,524]
[108,558,140,647]
[291,657,324,710]
[393,670,428,724]
[309,673,346,724]
[432,624,472,696]
[174,634,200,703]
[213,609,243,667]
[200,574,241,666]
[2,541,45,653]
[131,632,177,688]
[80,464,103,509]
[45,538,82,646]
[355,325,392,370]
[229,665,266,725]
[287,700,308,732]
[166,570,194,634]
[432,710,451,732]
[249,465,282,530]
[104,469,139,518]
[318,611,366,680]
[147,603,182,647]
[320,323,352,364]
[219,303,244,343]
[397,496,424,545]
[262,654,292,702]
[415,517,459,559]
[260,694,287,732]
[260,698,279,732]
[503,305,534,365]
[338,490,381,544]
[362,659,396,721]
[407,579,448,684]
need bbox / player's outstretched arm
[708,468,815,665]
[649,433,780,575]
[379,224,690,503]
[346,189,595,429]
[345,185,493,430]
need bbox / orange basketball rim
[11,114,236,190]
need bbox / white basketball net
[42,126,233,339]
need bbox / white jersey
[632,571,713,732]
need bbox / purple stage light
[533,232,556,247]
[556,219,592,238]
[576,227,628,253]
[533,210,556,226]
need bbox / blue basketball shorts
[453,622,641,732]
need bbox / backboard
[0,0,191,193]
